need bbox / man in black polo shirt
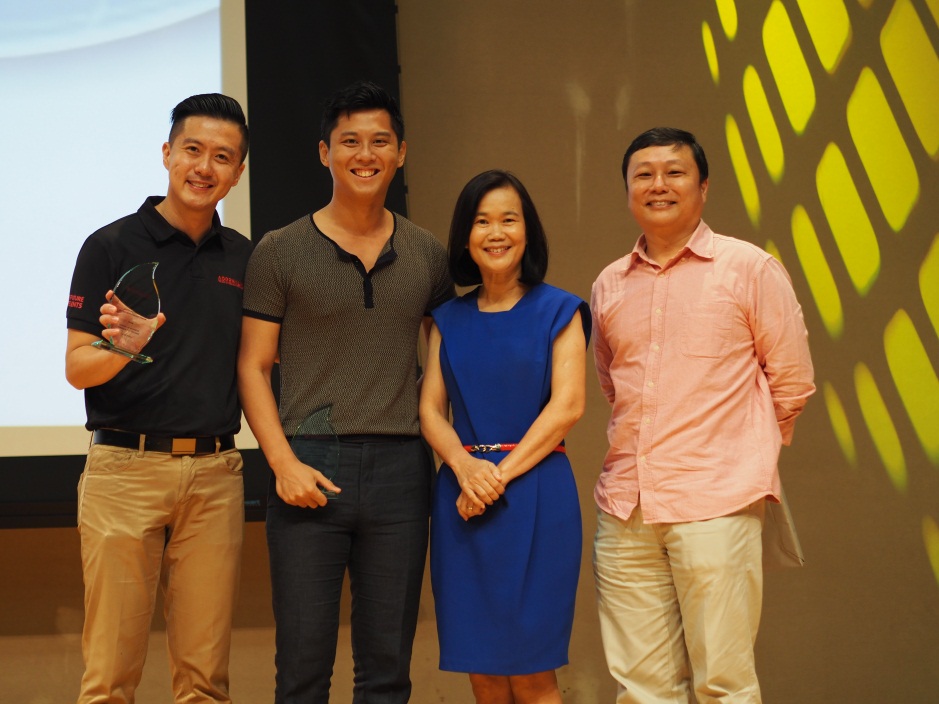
[65,94,251,704]
[238,82,454,702]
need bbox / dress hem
[438,657,570,676]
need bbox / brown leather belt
[92,428,236,456]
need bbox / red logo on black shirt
[68,294,84,309]
[218,276,244,290]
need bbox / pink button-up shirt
[591,220,815,524]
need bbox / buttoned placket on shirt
[636,253,689,521]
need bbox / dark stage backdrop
[245,0,407,236]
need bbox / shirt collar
[138,195,224,247]
[313,212,399,268]
[624,219,714,272]
[684,219,715,259]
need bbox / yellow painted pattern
[924,517,939,588]
[884,310,939,464]
[855,362,907,492]
[725,114,761,225]
[846,68,920,232]
[824,381,857,467]
[791,205,843,339]
[926,0,939,34]
[743,66,784,182]
[715,0,738,40]
[706,0,939,586]
[795,0,852,72]
[815,142,880,295]
[763,0,816,134]
[702,21,720,84]
[881,0,939,158]
[921,235,939,341]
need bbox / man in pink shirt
[591,127,815,703]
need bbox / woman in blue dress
[420,170,590,703]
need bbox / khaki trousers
[76,443,245,704]
[594,502,765,704]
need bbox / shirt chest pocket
[679,302,737,358]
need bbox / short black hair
[169,93,249,163]
[621,127,708,183]
[320,81,404,144]
[448,170,549,287]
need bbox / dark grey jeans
[266,436,433,704]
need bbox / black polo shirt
[67,196,253,436]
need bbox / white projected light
[0,1,222,452]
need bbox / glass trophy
[91,262,161,364]
[290,405,341,500]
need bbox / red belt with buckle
[462,443,566,454]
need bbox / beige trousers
[76,443,245,704]
[594,501,765,704]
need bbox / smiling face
[625,143,708,242]
[468,186,527,280]
[319,108,406,202]
[161,115,245,217]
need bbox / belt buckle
[476,444,500,453]
[171,438,197,456]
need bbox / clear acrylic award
[91,262,160,364]
[290,405,341,500]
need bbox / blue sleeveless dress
[429,283,591,675]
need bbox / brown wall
[395,0,939,701]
